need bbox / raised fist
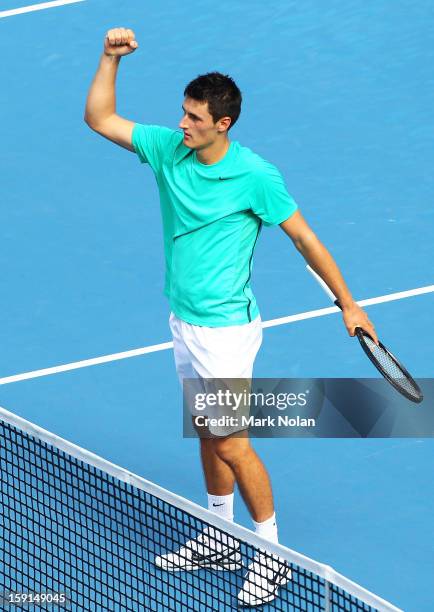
[104,28,138,57]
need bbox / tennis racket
[306,265,423,404]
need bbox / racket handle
[306,265,342,310]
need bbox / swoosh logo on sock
[212,503,225,507]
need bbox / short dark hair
[183,71,242,131]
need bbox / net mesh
[362,335,421,400]
[0,412,398,611]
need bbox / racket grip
[306,265,342,310]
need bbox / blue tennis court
[1,1,433,610]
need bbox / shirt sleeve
[132,124,180,174]
[251,161,298,226]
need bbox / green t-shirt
[132,124,298,327]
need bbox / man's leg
[200,438,235,495]
[205,432,291,608]
[201,432,275,524]
[155,425,243,573]
[199,437,236,523]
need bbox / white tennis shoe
[237,551,292,607]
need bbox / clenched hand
[104,28,138,57]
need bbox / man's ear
[218,116,232,132]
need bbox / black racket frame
[354,327,423,403]
[333,298,423,404]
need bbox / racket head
[355,328,423,403]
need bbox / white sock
[207,493,234,522]
[252,512,278,544]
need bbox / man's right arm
[84,28,139,151]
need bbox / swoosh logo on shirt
[219,177,232,180]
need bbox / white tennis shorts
[169,312,263,384]
[169,312,263,437]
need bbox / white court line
[0,283,433,385]
[0,0,85,19]
[262,283,434,328]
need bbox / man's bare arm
[84,28,138,151]
[280,210,378,343]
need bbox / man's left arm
[280,210,378,344]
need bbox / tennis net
[0,406,402,611]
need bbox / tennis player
[84,28,378,607]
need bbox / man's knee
[213,435,249,467]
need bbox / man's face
[179,97,230,149]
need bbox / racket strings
[363,335,420,399]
